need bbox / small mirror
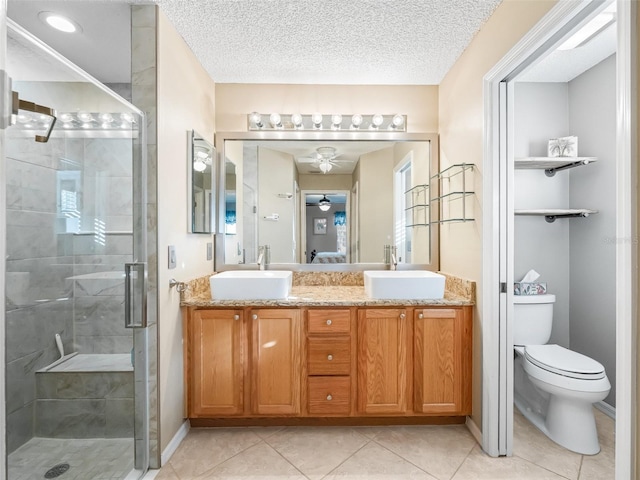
[188,130,216,233]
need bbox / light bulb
[269,113,282,128]
[391,114,404,129]
[249,111,263,128]
[351,114,363,129]
[100,113,114,123]
[38,12,81,33]
[193,160,207,172]
[59,113,73,123]
[291,113,303,128]
[120,112,134,123]
[371,114,384,128]
[318,162,332,174]
[331,114,342,130]
[311,113,323,128]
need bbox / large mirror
[215,132,439,270]
[188,130,216,233]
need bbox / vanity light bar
[13,111,138,132]
[247,113,407,132]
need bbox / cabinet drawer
[308,337,351,375]
[308,309,351,334]
[308,376,351,414]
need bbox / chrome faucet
[257,245,270,270]
[390,252,398,271]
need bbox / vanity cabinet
[306,309,354,416]
[250,309,302,415]
[185,307,301,418]
[189,309,244,416]
[414,307,472,415]
[357,308,410,415]
[184,304,472,422]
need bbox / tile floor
[150,409,614,480]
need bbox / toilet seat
[524,345,606,380]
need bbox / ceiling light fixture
[38,11,82,34]
[557,5,616,50]
[318,161,333,174]
[318,195,331,211]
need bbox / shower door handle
[125,262,147,329]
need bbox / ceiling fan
[297,146,348,173]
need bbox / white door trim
[482,3,636,476]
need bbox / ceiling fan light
[318,194,331,210]
[318,162,332,174]
[193,160,207,172]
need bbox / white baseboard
[595,401,616,419]
[465,416,483,446]
[160,420,190,466]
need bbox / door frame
[482,0,637,477]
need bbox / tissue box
[514,282,547,295]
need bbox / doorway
[301,191,350,264]
[483,0,636,477]
[2,21,149,479]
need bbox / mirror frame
[188,130,216,234]
[214,131,439,271]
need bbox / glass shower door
[4,21,148,480]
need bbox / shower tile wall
[5,131,133,453]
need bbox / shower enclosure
[3,21,148,479]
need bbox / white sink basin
[364,270,445,300]
[210,271,292,300]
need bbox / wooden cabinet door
[191,309,244,416]
[414,307,472,415]
[251,309,301,415]
[357,308,409,415]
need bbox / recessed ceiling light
[38,11,82,34]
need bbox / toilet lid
[524,345,606,380]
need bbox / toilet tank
[513,294,556,346]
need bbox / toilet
[513,294,610,455]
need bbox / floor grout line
[319,438,373,480]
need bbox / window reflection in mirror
[216,134,439,269]
[189,130,215,233]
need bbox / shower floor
[8,437,134,480]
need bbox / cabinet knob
[327,354,333,361]
[418,313,424,319]
[400,313,406,320]
[326,319,332,326]
[326,394,333,401]
[252,314,258,320]
[234,314,240,321]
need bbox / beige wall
[157,10,215,454]
[438,0,557,429]
[215,84,438,133]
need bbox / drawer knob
[418,313,424,319]
[326,394,333,401]
[327,354,333,361]
[252,314,258,320]
[234,314,240,321]
[326,319,332,326]
[400,313,406,320]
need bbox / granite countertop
[182,285,473,308]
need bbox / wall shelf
[514,157,596,177]
[404,184,429,227]
[431,163,475,224]
[514,208,598,223]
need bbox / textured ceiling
[8,0,503,85]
